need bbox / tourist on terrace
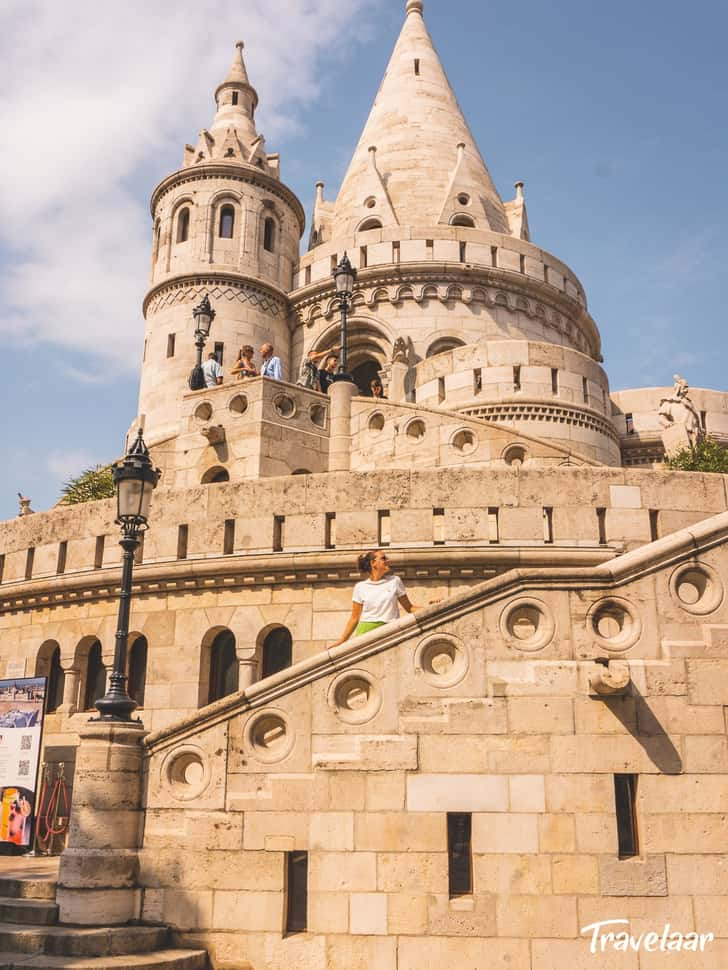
[318,354,339,394]
[202,351,223,387]
[231,345,258,380]
[331,550,422,646]
[370,377,385,398]
[298,346,339,390]
[260,343,283,381]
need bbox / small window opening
[378,510,391,547]
[94,536,105,570]
[426,239,434,257]
[474,368,482,394]
[325,512,336,550]
[330,254,338,272]
[459,241,467,262]
[582,377,589,403]
[551,369,559,395]
[614,774,639,858]
[360,245,368,269]
[543,264,549,283]
[448,813,473,897]
[488,508,499,544]
[219,205,235,239]
[438,377,446,403]
[262,627,293,678]
[128,637,147,709]
[231,91,239,106]
[224,519,235,556]
[490,246,498,268]
[513,366,522,392]
[25,547,35,581]
[414,58,421,76]
[214,342,224,366]
[452,215,475,228]
[56,541,67,575]
[543,507,554,544]
[305,266,312,285]
[649,510,659,542]
[273,515,285,552]
[177,524,188,560]
[392,241,401,263]
[519,254,526,274]
[176,207,190,244]
[625,413,635,435]
[597,508,607,546]
[143,339,148,363]
[700,410,707,431]
[433,508,446,546]
[134,533,144,565]
[263,217,276,252]
[167,333,176,358]
[286,851,308,934]
[83,641,106,711]
[0,554,5,584]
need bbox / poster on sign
[0,677,46,850]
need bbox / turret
[137,42,305,441]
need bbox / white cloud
[46,449,102,482]
[0,0,381,375]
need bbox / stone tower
[137,42,305,441]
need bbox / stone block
[575,813,617,853]
[427,893,497,936]
[308,890,349,934]
[313,734,417,771]
[545,773,615,813]
[496,894,578,937]
[387,891,428,934]
[349,892,387,935]
[354,812,444,852]
[326,936,397,970]
[577,895,695,936]
[532,939,638,970]
[327,772,366,810]
[687,659,728,705]
[472,853,551,894]
[159,889,213,930]
[508,696,574,734]
[57,887,141,926]
[211,890,282,932]
[308,852,377,892]
[509,774,546,812]
[552,854,599,894]
[309,812,354,851]
[639,775,728,813]
[397,936,529,970]
[644,814,728,853]
[599,854,667,896]
[365,771,405,810]
[609,485,642,509]
[472,813,539,854]
[407,774,508,812]
[538,814,576,853]
[683,736,728,772]
[376,852,448,892]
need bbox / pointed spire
[209,41,260,147]
[225,41,251,87]
[331,1,508,237]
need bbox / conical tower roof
[210,41,259,144]
[330,0,509,237]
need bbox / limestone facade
[1,2,728,969]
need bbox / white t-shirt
[353,574,407,623]
[202,358,223,387]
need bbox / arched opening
[208,630,238,704]
[176,207,190,243]
[219,205,235,239]
[202,467,230,484]
[426,337,466,359]
[450,214,475,228]
[36,642,65,714]
[153,221,161,263]
[351,359,382,396]
[291,469,312,476]
[358,218,383,232]
[262,627,293,679]
[263,217,276,253]
[83,641,106,711]
[128,636,148,709]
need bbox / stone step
[0,924,168,958]
[0,949,208,969]
[0,898,59,926]
[0,880,58,902]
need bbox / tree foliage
[665,436,728,474]
[59,465,115,505]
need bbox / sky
[0,0,726,521]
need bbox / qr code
[18,760,30,777]
[20,735,32,751]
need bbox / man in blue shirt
[260,343,283,381]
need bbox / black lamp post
[188,295,216,391]
[332,253,357,382]
[94,430,161,722]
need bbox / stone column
[388,361,409,403]
[57,667,80,715]
[328,380,356,472]
[238,655,258,690]
[56,720,146,925]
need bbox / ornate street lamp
[188,294,217,390]
[94,430,161,722]
[332,253,357,382]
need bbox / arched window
[262,627,293,679]
[83,641,106,711]
[426,337,466,359]
[176,207,190,243]
[202,467,230,484]
[263,217,276,253]
[219,205,235,239]
[128,636,148,709]
[153,222,161,262]
[209,630,238,703]
[46,647,65,714]
[358,218,383,232]
[450,214,475,228]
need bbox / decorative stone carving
[588,658,631,696]
[658,375,702,450]
[200,425,226,444]
[392,336,408,364]
[17,493,34,517]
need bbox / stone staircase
[0,870,208,970]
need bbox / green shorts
[354,621,387,637]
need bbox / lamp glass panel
[118,478,144,520]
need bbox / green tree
[59,465,115,505]
[665,436,728,474]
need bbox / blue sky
[1,0,726,521]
